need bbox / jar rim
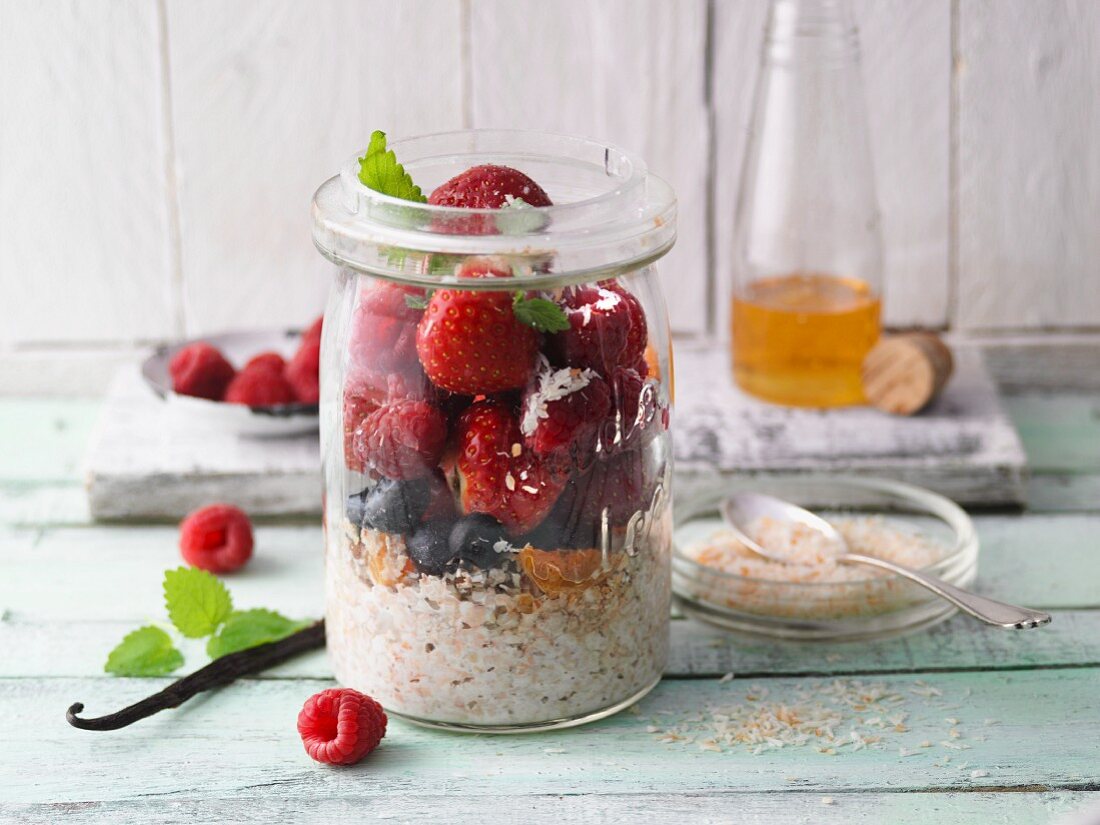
[311,129,677,288]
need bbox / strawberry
[550,282,648,377]
[348,282,424,378]
[415,259,545,395]
[353,399,448,480]
[428,164,552,209]
[520,357,611,460]
[455,400,566,534]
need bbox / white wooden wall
[1,1,1098,393]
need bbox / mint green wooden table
[2,361,1098,823]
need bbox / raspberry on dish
[244,351,286,373]
[168,342,236,401]
[285,339,320,403]
[353,399,448,480]
[178,504,254,573]
[297,688,387,766]
[520,356,611,460]
[224,365,297,406]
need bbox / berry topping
[178,504,254,574]
[297,687,387,766]
[405,519,455,576]
[428,164,552,210]
[224,364,297,407]
[550,283,648,377]
[353,399,448,480]
[455,400,566,534]
[415,263,541,395]
[520,356,611,460]
[168,342,236,401]
[519,546,605,595]
[348,283,424,378]
[350,473,453,535]
[244,351,286,373]
[285,338,320,403]
[449,513,510,571]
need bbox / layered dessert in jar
[311,131,678,730]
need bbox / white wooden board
[85,368,320,520]
[674,342,1027,506]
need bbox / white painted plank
[712,1,952,337]
[165,0,466,336]
[0,0,177,343]
[4,669,1098,803]
[468,0,711,336]
[956,0,1100,331]
[3,791,1095,825]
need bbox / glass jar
[731,0,883,407]
[311,131,677,732]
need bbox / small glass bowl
[672,476,978,641]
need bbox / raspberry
[550,284,647,377]
[342,371,438,473]
[286,339,320,403]
[347,283,423,377]
[224,365,297,406]
[244,352,286,373]
[301,315,323,348]
[178,504,254,573]
[169,342,236,401]
[353,399,448,480]
[520,359,611,460]
[297,688,387,766]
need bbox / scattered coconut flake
[719,673,735,683]
[822,797,835,805]
[543,748,566,754]
[970,769,989,779]
[520,355,597,436]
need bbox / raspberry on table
[285,338,320,403]
[224,365,297,406]
[353,399,448,480]
[178,504,254,573]
[168,342,236,401]
[243,351,286,373]
[297,688,387,766]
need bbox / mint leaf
[206,609,312,659]
[104,625,184,677]
[404,293,429,310]
[163,567,233,639]
[513,294,570,333]
[358,130,427,203]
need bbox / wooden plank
[4,669,1098,803]
[982,337,1100,392]
[1029,473,1100,514]
[1004,393,1100,473]
[712,1,952,337]
[956,0,1100,331]
[467,0,710,336]
[0,1,177,345]
[3,791,1095,825]
[84,370,320,520]
[3,608,1096,682]
[0,347,147,398]
[165,0,465,337]
[674,344,1028,506]
[0,399,99,484]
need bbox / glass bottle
[730,0,883,407]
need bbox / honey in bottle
[730,0,884,407]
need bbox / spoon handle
[841,553,1052,629]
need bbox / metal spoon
[721,492,1051,630]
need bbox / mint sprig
[104,626,184,677]
[513,294,570,333]
[103,568,314,676]
[358,130,427,203]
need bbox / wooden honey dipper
[861,332,954,415]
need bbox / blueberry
[348,478,431,534]
[449,513,509,571]
[406,520,456,576]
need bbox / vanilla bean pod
[66,619,326,731]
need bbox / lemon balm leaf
[513,294,569,333]
[358,130,427,203]
[205,609,313,659]
[104,626,184,677]
[163,567,233,638]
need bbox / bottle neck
[765,0,859,65]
